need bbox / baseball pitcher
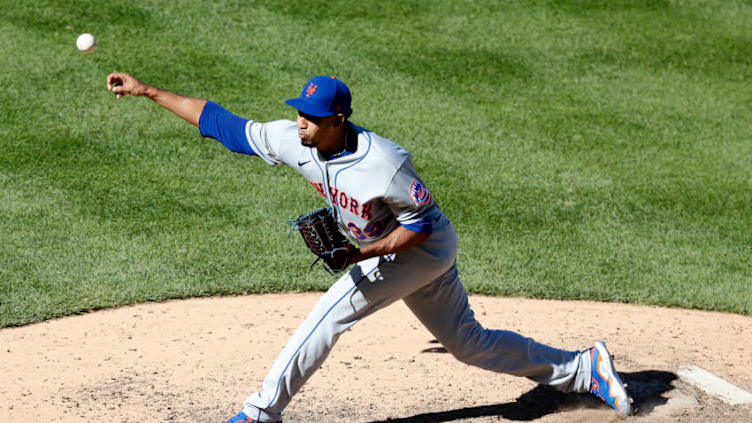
[106,72,633,422]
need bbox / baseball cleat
[589,341,634,415]
[226,411,281,423]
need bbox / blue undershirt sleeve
[402,217,433,234]
[198,101,256,156]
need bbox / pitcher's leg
[403,266,591,393]
[241,248,455,422]
[241,259,382,421]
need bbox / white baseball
[76,33,97,53]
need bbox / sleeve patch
[409,178,432,206]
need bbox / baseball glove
[289,207,356,274]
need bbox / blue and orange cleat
[226,411,281,423]
[589,341,634,415]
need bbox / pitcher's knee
[441,326,498,367]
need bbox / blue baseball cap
[285,75,352,117]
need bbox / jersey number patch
[347,221,384,241]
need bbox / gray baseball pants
[243,216,592,422]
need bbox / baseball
[76,33,96,53]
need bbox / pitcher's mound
[1,294,751,422]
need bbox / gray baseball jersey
[199,102,592,423]
[245,118,442,245]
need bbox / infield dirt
[2,293,750,422]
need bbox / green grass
[1,0,750,326]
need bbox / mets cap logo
[410,178,432,206]
[305,82,318,98]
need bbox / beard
[299,133,313,147]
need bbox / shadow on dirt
[421,339,447,354]
[365,370,677,422]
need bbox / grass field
[1,0,751,327]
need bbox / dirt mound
[1,294,750,422]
